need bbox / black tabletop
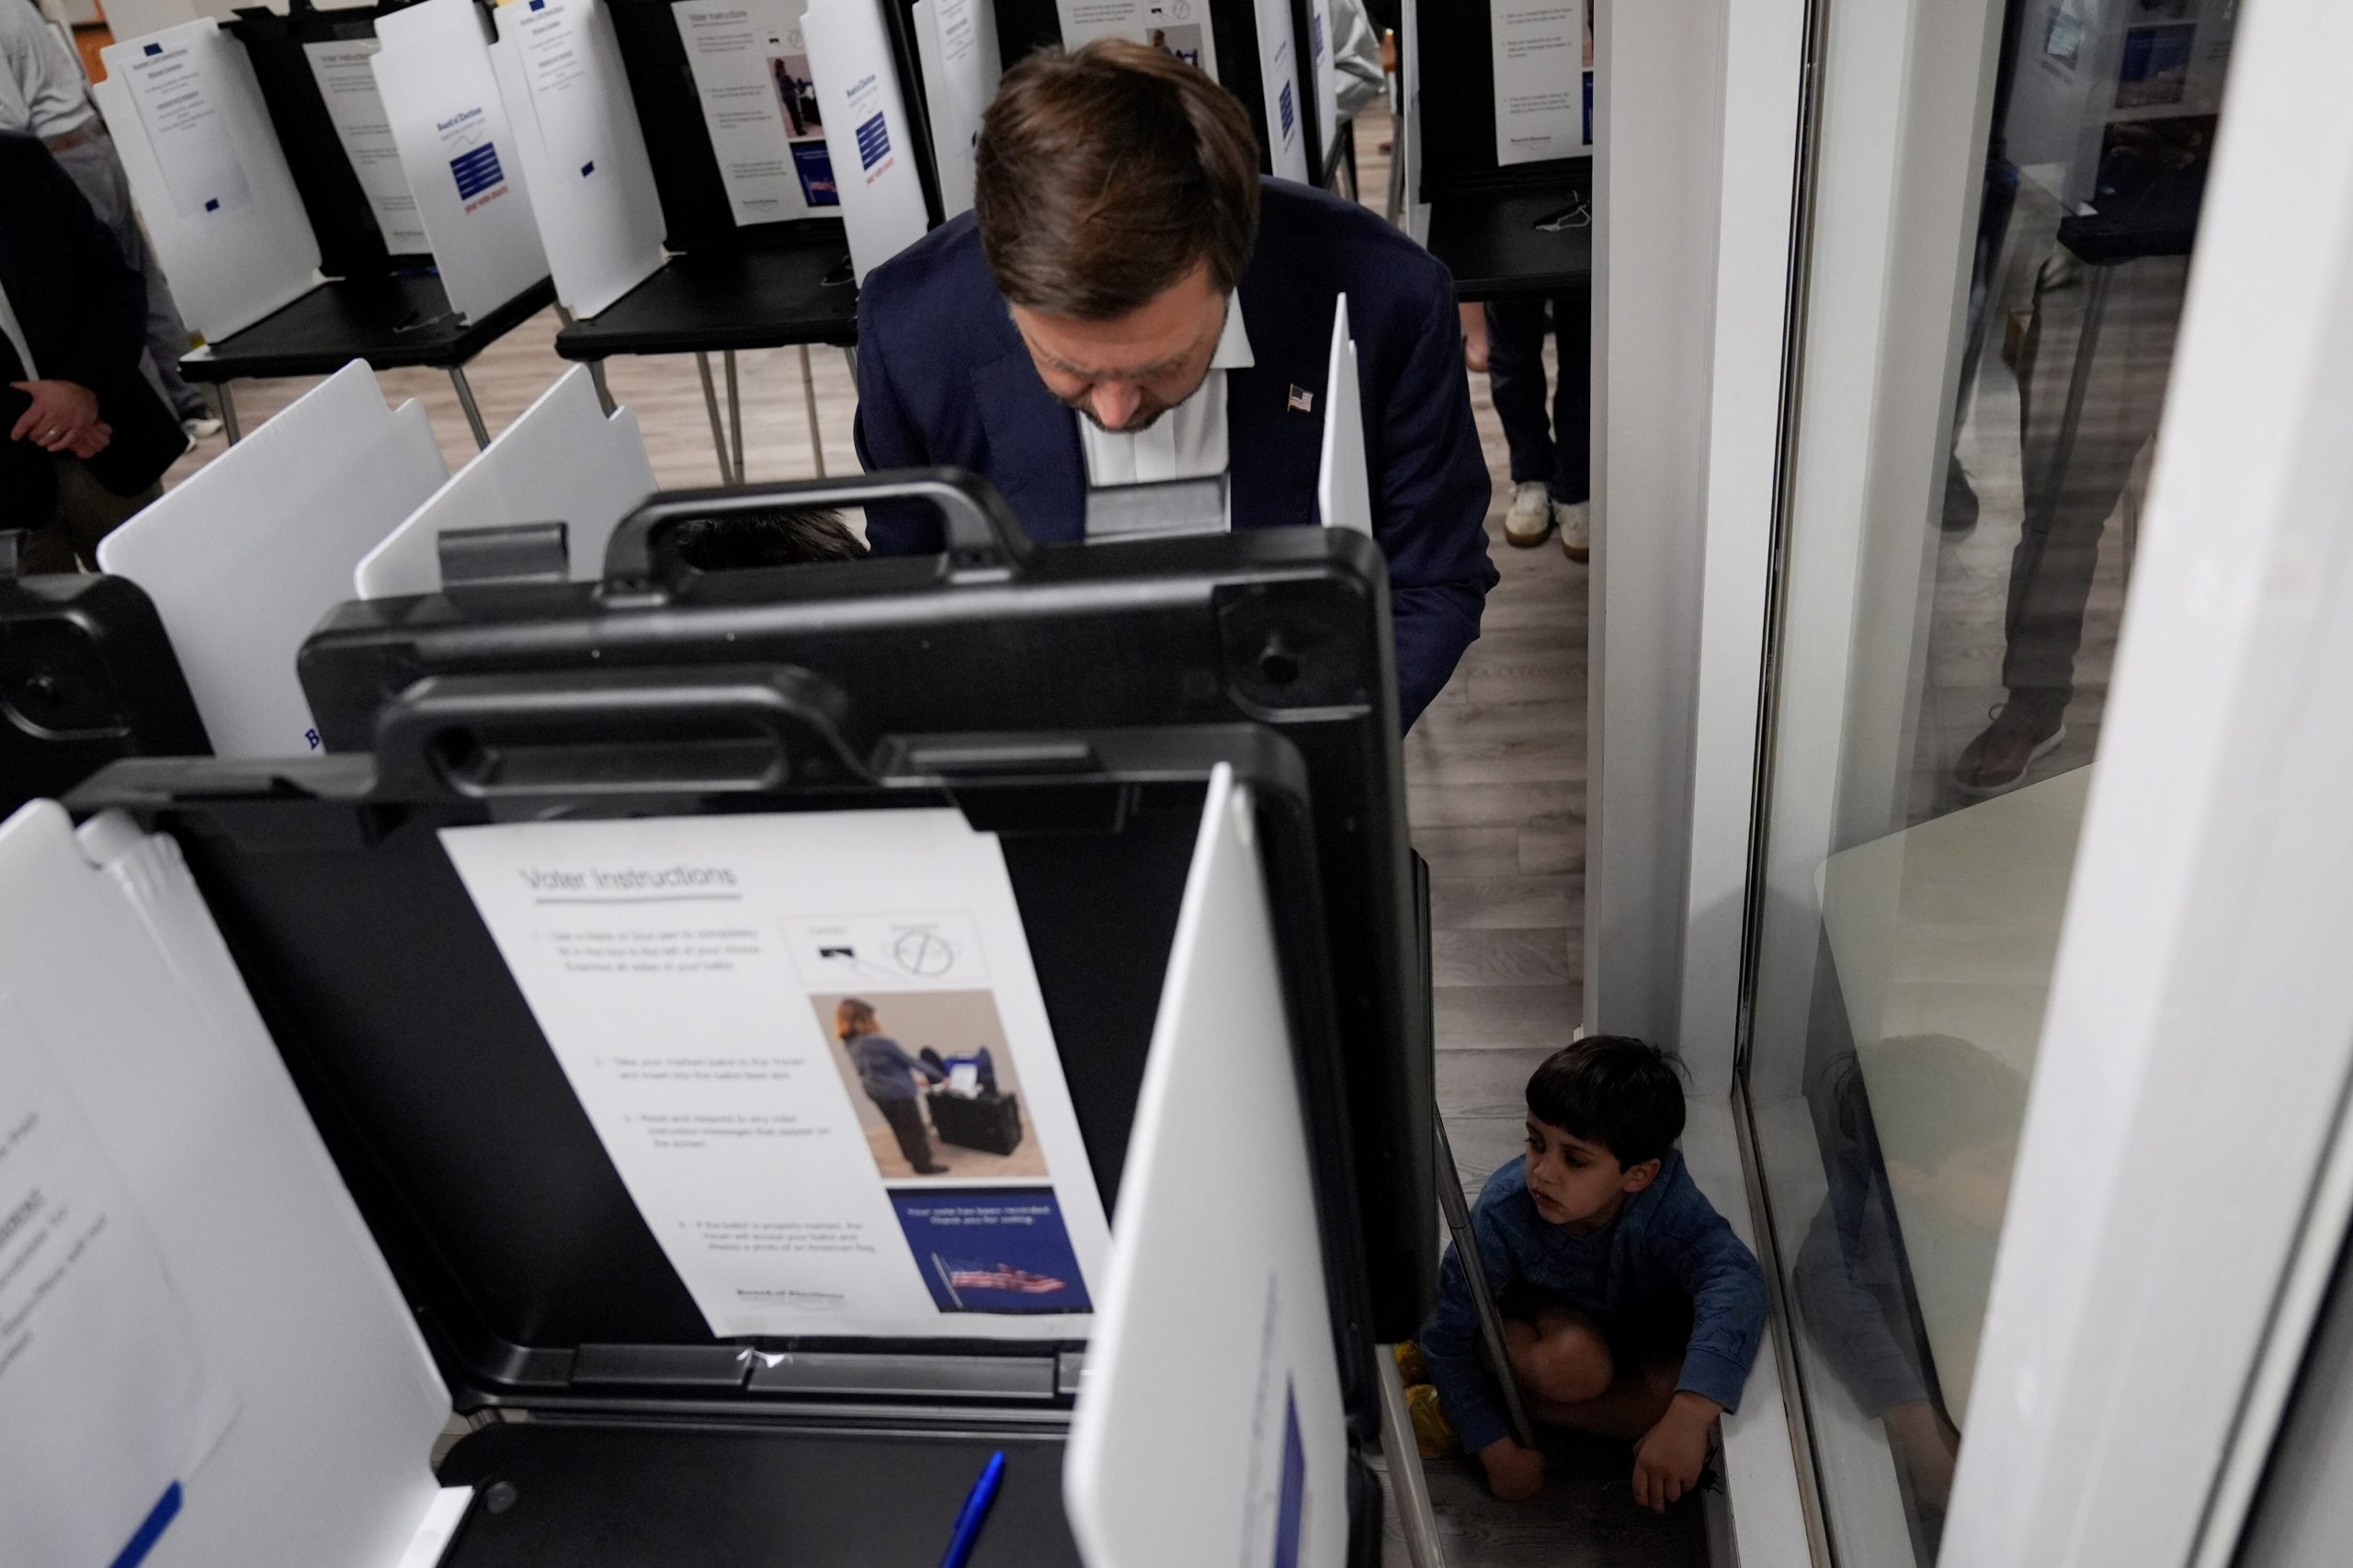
[176,273,556,381]
[1427,171,1594,302]
[554,240,861,360]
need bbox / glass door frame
[1712,0,2353,1561]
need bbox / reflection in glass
[1741,0,2234,1561]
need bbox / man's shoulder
[860,214,999,342]
[1254,178,1452,298]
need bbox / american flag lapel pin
[1287,384,1315,414]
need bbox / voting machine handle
[373,665,876,799]
[602,469,1034,588]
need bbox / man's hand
[1476,1436,1545,1503]
[11,381,103,453]
[1631,1392,1720,1512]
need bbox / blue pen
[939,1450,1008,1568]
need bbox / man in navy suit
[852,40,1495,726]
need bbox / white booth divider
[357,365,658,599]
[95,362,450,757]
[371,0,553,324]
[909,0,1000,218]
[92,18,323,343]
[488,0,667,317]
[1316,294,1370,535]
[803,0,933,283]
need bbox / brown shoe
[1951,697,2066,797]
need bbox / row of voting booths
[94,0,1359,474]
[1396,0,1593,302]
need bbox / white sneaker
[1504,482,1552,547]
[181,415,223,441]
[1557,501,1590,561]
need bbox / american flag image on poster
[935,1256,1067,1305]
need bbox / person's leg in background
[1952,252,2184,794]
[48,133,217,435]
[1549,286,1594,560]
[1484,296,1558,547]
[1942,160,2019,533]
[16,456,161,574]
[876,1096,947,1175]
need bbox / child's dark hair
[669,506,867,571]
[1526,1035,1689,1168]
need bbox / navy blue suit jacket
[851,180,1496,725]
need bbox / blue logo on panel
[855,111,890,171]
[1279,83,1295,136]
[142,41,160,54]
[1312,14,1324,58]
[450,142,504,200]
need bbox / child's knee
[1518,1319,1614,1405]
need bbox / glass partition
[1738,0,2234,1559]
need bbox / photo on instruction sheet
[890,1187,1092,1314]
[816,988,1046,1181]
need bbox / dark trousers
[2001,253,2184,705]
[876,1096,936,1171]
[1484,291,1592,505]
[17,457,160,573]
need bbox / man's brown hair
[974,39,1261,320]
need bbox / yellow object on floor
[1393,1340,1428,1385]
[1405,1382,1456,1460]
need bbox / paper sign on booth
[674,0,840,225]
[302,39,428,253]
[802,0,931,283]
[121,31,254,219]
[438,809,1112,1340]
[0,1001,239,1568]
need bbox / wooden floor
[165,105,1695,1568]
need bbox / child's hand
[1477,1436,1546,1502]
[1631,1392,1720,1512]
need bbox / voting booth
[9,470,1432,1565]
[356,365,659,598]
[551,0,947,483]
[1404,0,1592,299]
[992,0,1323,184]
[95,362,451,758]
[91,1,557,447]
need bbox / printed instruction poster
[1491,0,1592,165]
[122,33,254,219]
[674,0,838,225]
[303,39,429,254]
[0,1004,238,1568]
[509,0,625,193]
[439,810,1110,1338]
[1055,0,1219,78]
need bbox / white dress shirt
[1076,290,1254,491]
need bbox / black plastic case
[297,471,1436,1338]
[0,535,209,819]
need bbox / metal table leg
[725,348,745,483]
[1435,1114,1537,1449]
[1378,1343,1449,1568]
[217,383,242,445]
[449,365,491,449]
[842,345,858,381]
[696,352,735,485]
[798,344,824,477]
[586,358,615,416]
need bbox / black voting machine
[70,472,1435,1563]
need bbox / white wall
[1585,0,1725,1060]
